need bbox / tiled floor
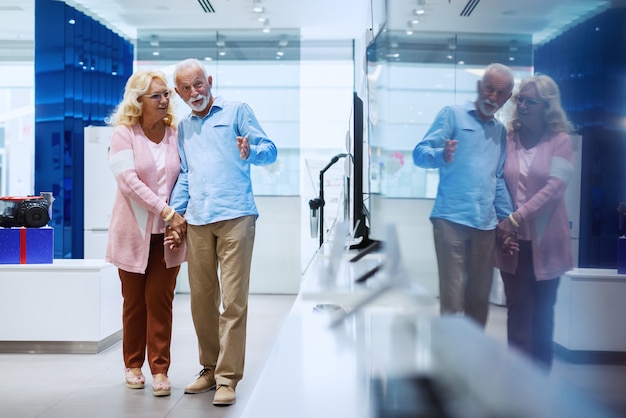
[1,294,625,418]
[485,303,626,417]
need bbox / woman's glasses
[515,95,543,106]
[143,91,171,101]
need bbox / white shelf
[0,259,122,353]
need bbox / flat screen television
[350,91,379,254]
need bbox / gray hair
[173,58,208,85]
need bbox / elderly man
[169,58,277,406]
[413,63,515,327]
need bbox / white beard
[187,93,209,112]
[477,99,499,117]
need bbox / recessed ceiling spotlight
[262,20,271,33]
[253,0,263,13]
[416,0,425,15]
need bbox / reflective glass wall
[366,31,532,200]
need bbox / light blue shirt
[169,96,277,225]
[412,101,513,230]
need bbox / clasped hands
[164,211,187,251]
[496,216,519,255]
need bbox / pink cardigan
[495,130,574,280]
[105,124,186,274]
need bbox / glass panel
[367,28,533,200]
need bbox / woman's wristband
[508,213,520,228]
[163,207,176,223]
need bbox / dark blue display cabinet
[534,7,626,269]
[34,0,132,258]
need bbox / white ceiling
[0,0,615,60]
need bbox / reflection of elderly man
[413,63,515,327]
[169,58,277,406]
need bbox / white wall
[370,195,438,295]
[250,196,301,294]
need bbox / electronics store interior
[1,0,626,417]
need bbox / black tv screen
[350,91,375,250]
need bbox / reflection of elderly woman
[496,74,574,371]
[106,70,186,396]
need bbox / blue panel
[35,0,133,258]
[534,7,626,269]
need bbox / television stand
[349,238,381,262]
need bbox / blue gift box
[0,227,54,264]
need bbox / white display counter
[554,268,626,362]
[241,249,617,418]
[0,259,122,354]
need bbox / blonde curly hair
[508,74,573,134]
[108,70,176,127]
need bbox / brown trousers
[119,234,179,376]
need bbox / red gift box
[0,227,54,264]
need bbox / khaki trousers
[432,218,495,327]
[119,234,179,375]
[187,215,256,388]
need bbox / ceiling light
[278,36,289,47]
[253,0,263,13]
[262,20,271,33]
[406,22,414,35]
[150,35,159,47]
[415,0,425,15]
[258,15,266,22]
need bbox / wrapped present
[0,227,54,264]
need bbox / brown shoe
[213,385,236,406]
[184,368,216,394]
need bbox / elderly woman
[496,74,574,371]
[106,70,187,396]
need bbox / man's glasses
[515,96,543,106]
[143,91,171,101]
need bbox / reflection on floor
[0,295,624,418]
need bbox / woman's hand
[497,220,519,255]
[165,226,183,251]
